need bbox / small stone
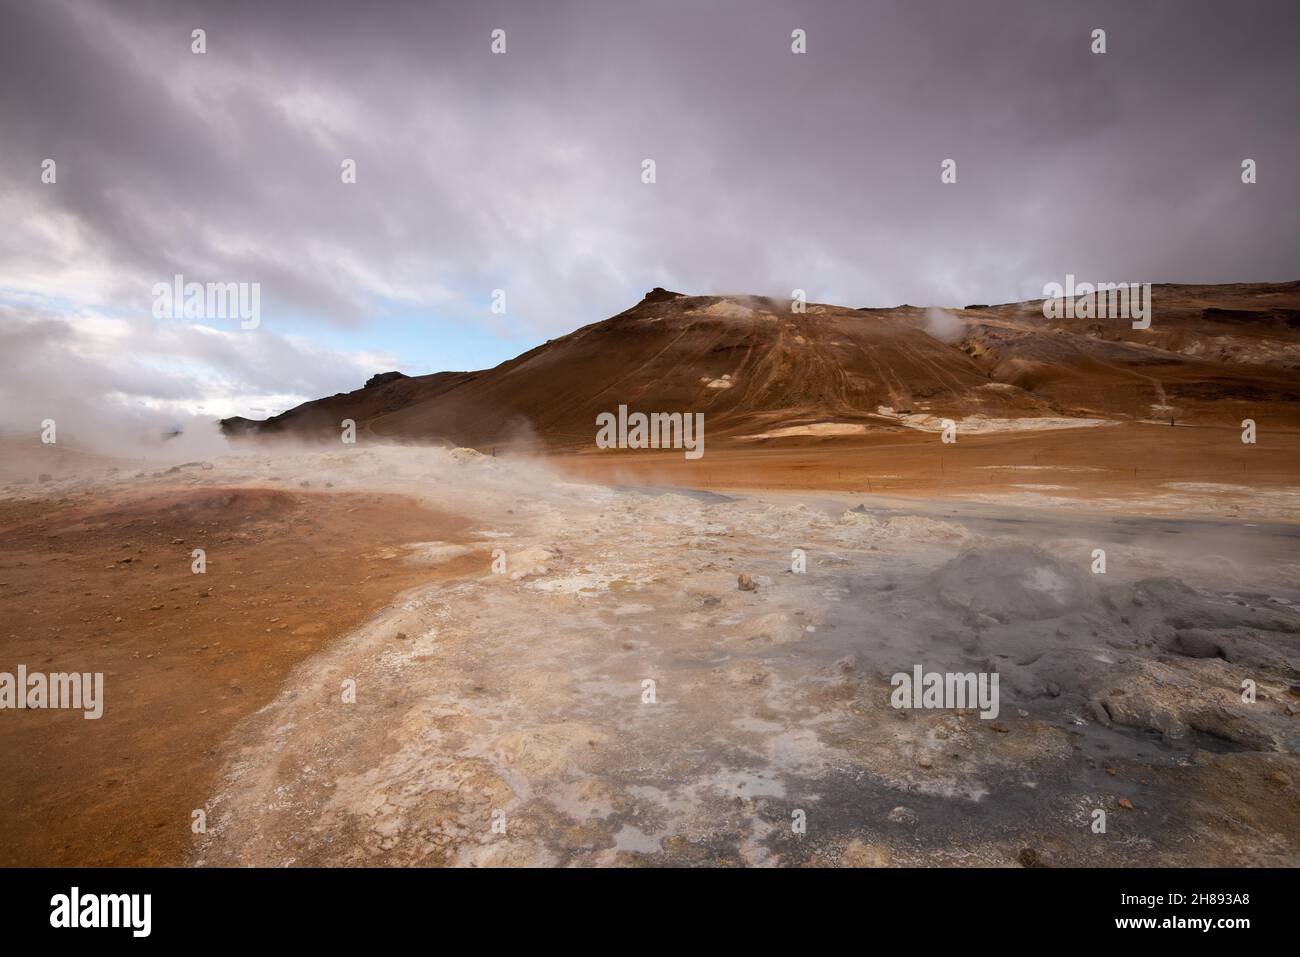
[989,720,1009,733]
[841,840,891,867]
[887,806,916,825]
[1118,797,1135,810]
[1087,699,1112,727]
[737,573,756,591]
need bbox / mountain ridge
[221,281,1300,448]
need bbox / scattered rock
[737,573,756,592]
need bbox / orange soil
[0,487,476,866]
[549,421,1300,503]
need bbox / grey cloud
[0,0,1297,430]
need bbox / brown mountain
[221,282,1300,448]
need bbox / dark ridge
[640,287,684,304]
[365,371,408,389]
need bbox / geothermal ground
[2,428,1298,866]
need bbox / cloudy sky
[1,0,1297,437]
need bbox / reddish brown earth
[0,486,477,866]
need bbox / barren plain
[2,423,1297,866]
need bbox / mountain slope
[222,282,1300,448]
